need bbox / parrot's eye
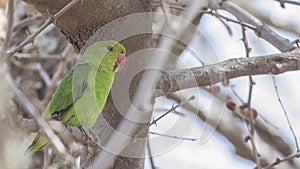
[107,45,114,51]
[120,51,124,54]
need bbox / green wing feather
[42,63,93,126]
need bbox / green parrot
[27,40,126,153]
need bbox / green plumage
[27,41,126,153]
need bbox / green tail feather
[26,133,49,154]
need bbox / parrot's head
[81,41,126,72]
[109,43,126,72]
[101,41,126,72]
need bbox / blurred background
[0,0,300,169]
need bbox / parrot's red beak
[117,53,126,68]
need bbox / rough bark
[23,0,152,51]
[22,0,152,168]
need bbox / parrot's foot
[78,125,88,142]
[63,115,75,125]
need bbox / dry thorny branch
[0,0,300,168]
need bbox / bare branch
[13,52,65,61]
[227,99,295,160]
[241,24,261,168]
[149,95,194,126]
[4,0,80,60]
[272,76,299,151]
[0,0,14,58]
[149,131,196,141]
[220,1,295,52]
[156,51,300,95]
[264,151,300,169]
[274,0,300,7]
[13,14,44,31]
[231,0,300,36]
[147,136,157,169]
[204,10,257,31]
[35,63,51,87]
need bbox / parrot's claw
[78,125,88,142]
[63,115,75,125]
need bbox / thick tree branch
[231,0,300,36]
[157,51,300,94]
[220,1,295,52]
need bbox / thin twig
[160,0,171,26]
[272,76,299,151]
[14,52,65,61]
[4,0,80,60]
[0,0,14,58]
[10,56,33,72]
[264,151,300,169]
[150,104,180,126]
[154,108,185,116]
[147,135,157,169]
[171,8,258,31]
[136,95,195,138]
[13,14,44,31]
[10,58,51,87]
[241,23,261,169]
[165,0,187,7]
[150,95,195,126]
[274,0,300,7]
[203,10,257,31]
[241,26,251,58]
[230,85,245,104]
[168,4,186,10]
[35,63,51,87]
[241,24,255,121]
[292,39,300,47]
[149,131,197,141]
